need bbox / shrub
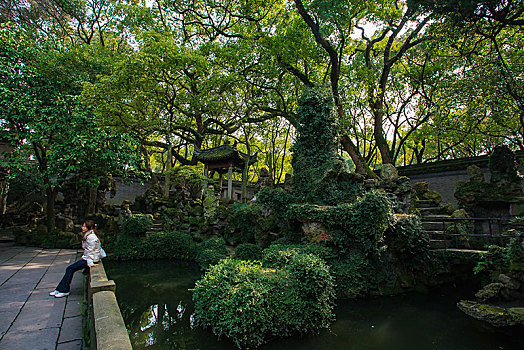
[257,187,296,215]
[224,203,262,244]
[262,243,335,264]
[385,214,429,258]
[289,190,392,255]
[111,231,197,260]
[121,214,152,236]
[196,237,228,269]
[235,243,262,261]
[192,253,335,348]
[474,236,524,280]
[330,254,371,298]
[166,165,213,199]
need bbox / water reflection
[105,260,523,350]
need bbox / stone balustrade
[88,262,132,350]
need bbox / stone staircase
[416,199,452,249]
[145,219,164,236]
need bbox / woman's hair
[84,219,100,239]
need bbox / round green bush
[235,243,262,261]
[111,231,197,260]
[121,214,153,236]
[196,237,227,269]
[192,251,335,348]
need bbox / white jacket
[82,230,101,267]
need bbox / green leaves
[192,250,335,348]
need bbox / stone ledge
[92,291,132,350]
[88,261,132,350]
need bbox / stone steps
[429,239,452,249]
[419,207,443,216]
[416,199,436,208]
[415,199,453,250]
[434,248,486,254]
[421,221,450,231]
[146,221,164,235]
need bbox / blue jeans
[56,259,88,293]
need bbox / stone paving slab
[0,244,84,350]
[0,310,18,337]
[0,327,60,350]
[57,339,83,350]
[64,297,83,319]
[59,315,83,344]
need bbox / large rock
[475,282,504,302]
[423,190,442,205]
[451,209,469,218]
[380,164,398,181]
[458,300,524,327]
[498,273,521,290]
[467,165,485,183]
[301,222,331,243]
[413,182,428,196]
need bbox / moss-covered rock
[423,190,442,205]
[458,300,524,327]
[475,282,504,302]
[380,164,398,181]
[457,300,512,327]
[467,164,485,183]
[413,182,428,197]
[440,203,456,215]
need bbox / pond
[105,260,523,350]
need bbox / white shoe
[54,292,70,298]
[49,290,59,296]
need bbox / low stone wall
[88,262,132,350]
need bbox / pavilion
[194,141,257,200]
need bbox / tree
[0,24,139,230]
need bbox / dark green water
[105,260,523,350]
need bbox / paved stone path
[0,243,84,350]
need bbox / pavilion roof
[194,143,257,170]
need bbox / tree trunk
[242,156,249,203]
[140,145,158,185]
[0,179,8,215]
[373,109,393,165]
[46,187,57,232]
[340,135,376,177]
[164,143,173,198]
[87,186,97,215]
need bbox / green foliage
[291,88,338,163]
[289,191,392,255]
[290,88,363,205]
[121,214,153,237]
[16,229,78,249]
[474,244,508,278]
[192,252,335,348]
[111,231,197,260]
[224,203,262,244]
[330,254,371,298]
[262,243,335,264]
[257,186,296,216]
[385,214,429,258]
[196,237,228,269]
[0,24,141,230]
[167,165,211,197]
[235,243,262,261]
[507,236,524,272]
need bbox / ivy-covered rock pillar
[291,88,360,205]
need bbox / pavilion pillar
[218,173,223,198]
[227,165,233,199]
[203,165,209,196]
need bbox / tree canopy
[1,0,523,201]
